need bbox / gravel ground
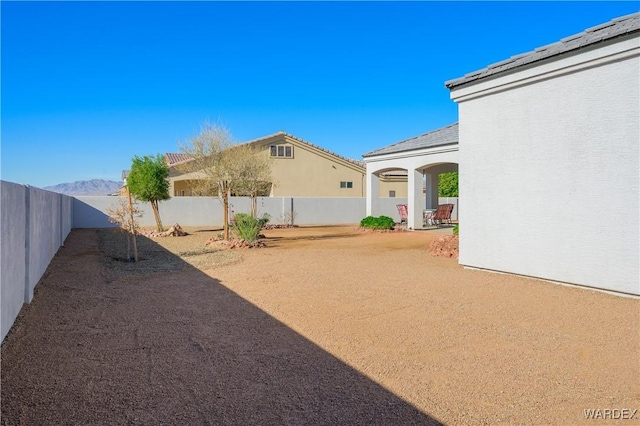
[1,226,638,425]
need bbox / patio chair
[396,204,408,225]
[432,204,454,227]
[423,209,436,227]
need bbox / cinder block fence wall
[2,180,458,342]
[73,195,453,228]
[73,196,458,229]
[1,182,73,341]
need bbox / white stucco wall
[451,37,639,295]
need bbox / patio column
[407,169,424,230]
[366,169,380,217]
[425,172,439,209]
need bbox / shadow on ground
[265,233,360,244]
[1,229,441,425]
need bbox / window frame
[270,144,294,158]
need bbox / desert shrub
[257,213,271,229]
[232,213,261,243]
[359,215,395,230]
[453,224,459,235]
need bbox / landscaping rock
[138,223,188,238]
[263,224,299,230]
[429,235,459,258]
[205,236,266,249]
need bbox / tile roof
[362,122,459,158]
[164,153,193,166]
[241,131,366,170]
[165,132,366,170]
[445,12,640,89]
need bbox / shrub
[257,213,271,229]
[232,213,262,243]
[359,216,376,228]
[359,215,395,230]
[453,224,459,236]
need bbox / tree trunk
[223,192,230,241]
[127,189,138,263]
[250,193,257,218]
[126,232,131,262]
[151,200,163,232]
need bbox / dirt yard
[1,226,638,425]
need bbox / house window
[340,181,353,189]
[389,190,396,197]
[270,144,293,158]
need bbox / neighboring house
[167,132,407,198]
[119,170,130,196]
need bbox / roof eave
[363,141,458,158]
[445,13,640,90]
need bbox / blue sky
[2,1,638,188]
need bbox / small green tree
[439,172,458,197]
[127,154,170,232]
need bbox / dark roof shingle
[445,12,640,89]
[362,123,459,158]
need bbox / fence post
[24,186,32,303]
[60,193,64,247]
[290,197,295,226]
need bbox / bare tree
[178,122,272,240]
[106,197,143,262]
[232,143,273,218]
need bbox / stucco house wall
[448,15,639,295]
[170,170,210,196]
[379,175,408,198]
[260,134,366,197]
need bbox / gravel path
[1,227,638,425]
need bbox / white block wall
[451,37,640,295]
[72,196,416,228]
[1,182,74,342]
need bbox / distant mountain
[43,179,123,196]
